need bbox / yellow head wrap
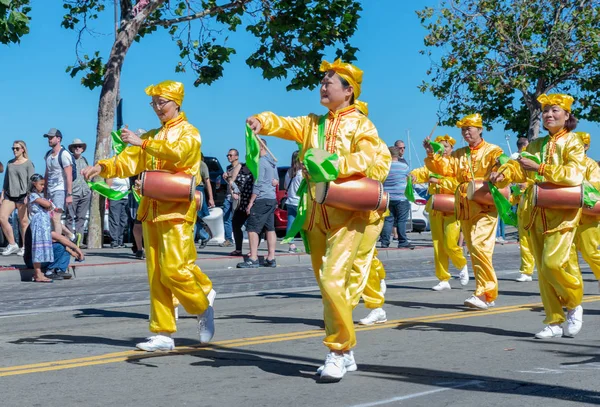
[319,59,368,116]
[145,80,185,106]
[434,135,456,146]
[576,131,590,145]
[456,113,483,128]
[537,93,574,113]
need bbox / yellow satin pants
[430,211,466,282]
[462,212,498,302]
[143,219,213,333]
[348,220,386,310]
[575,220,600,280]
[528,216,583,325]
[518,204,535,276]
[306,217,366,351]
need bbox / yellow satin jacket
[256,104,391,228]
[580,155,600,225]
[497,131,585,233]
[425,140,504,220]
[98,112,202,223]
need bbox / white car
[407,184,430,233]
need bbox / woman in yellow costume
[514,136,536,283]
[413,135,468,291]
[424,114,504,310]
[572,132,600,291]
[491,93,585,339]
[83,80,216,351]
[246,59,390,383]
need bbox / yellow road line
[2,296,598,378]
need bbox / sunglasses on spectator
[398,147,406,150]
[226,154,237,157]
[12,147,22,151]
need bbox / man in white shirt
[44,128,79,244]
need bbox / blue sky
[1,1,599,174]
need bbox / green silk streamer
[520,151,541,164]
[111,129,126,155]
[429,173,442,179]
[281,180,307,245]
[132,188,141,203]
[497,154,511,166]
[429,141,444,155]
[583,181,600,209]
[405,176,416,202]
[303,148,339,183]
[245,124,260,182]
[87,181,130,201]
[488,181,518,227]
[510,184,522,198]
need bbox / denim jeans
[496,218,505,239]
[222,197,233,241]
[26,242,71,272]
[286,205,298,233]
[381,200,411,247]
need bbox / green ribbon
[132,188,141,203]
[282,180,307,245]
[497,154,511,166]
[520,151,541,164]
[405,176,416,202]
[429,173,442,179]
[510,184,522,198]
[303,148,339,183]
[111,129,126,155]
[583,181,600,209]
[430,141,444,155]
[488,181,518,227]
[87,181,130,201]
[245,124,260,182]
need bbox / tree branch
[144,0,251,28]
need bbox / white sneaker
[17,247,24,257]
[486,301,496,308]
[136,335,175,351]
[458,266,469,286]
[380,279,387,295]
[535,325,563,339]
[174,306,179,321]
[317,351,357,374]
[2,243,19,256]
[564,305,583,337]
[432,281,451,291]
[319,352,347,382]
[207,288,216,307]
[516,273,533,282]
[359,308,387,325]
[464,295,488,310]
[197,306,215,343]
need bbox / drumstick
[427,123,438,140]
[253,132,278,162]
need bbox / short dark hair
[565,114,578,131]
[516,137,529,150]
[338,75,355,105]
[229,148,239,156]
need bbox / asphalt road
[2,243,600,407]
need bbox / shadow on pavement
[73,308,148,320]
[218,313,325,328]
[385,300,467,311]
[394,321,533,338]
[256,292,322,300]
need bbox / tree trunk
[527,104,542,141]
[87,0,165,248]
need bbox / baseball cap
[44,128,63,138]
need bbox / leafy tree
[0,0,31,44]
[417,0,600,140]
[54,0,362,248]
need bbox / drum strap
[465,149,476,181]
[318,115,326,150]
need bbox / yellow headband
[434,135,456,146]
[576,131,590,145]
[145,80,184,106]
[456,113,482,128]
[320,59,369,116]
[537,93,574,113]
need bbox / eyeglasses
[149,100,172,109]
[397,146,406,150]
[46,135,57,140]
[226,154,236,157]
[73,145,84,149]
[12,147,21,151]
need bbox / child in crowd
[28,174,54,282]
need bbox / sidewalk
[0,231,450,283]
